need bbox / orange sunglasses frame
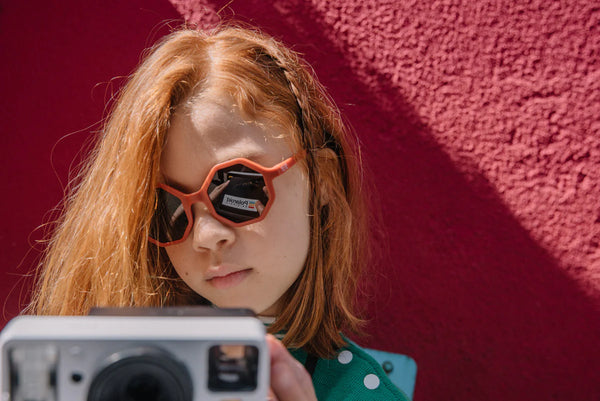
[149,150,306,247]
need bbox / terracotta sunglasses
[149,151,306,247]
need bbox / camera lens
[87,347,192,401]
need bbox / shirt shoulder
[291,340,411,401]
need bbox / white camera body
[0,308,269,401]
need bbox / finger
[209,180,230,200]
[256,200,265,214]
[267,334,317,401]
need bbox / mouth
[206,267,253,290]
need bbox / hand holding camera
[266,335,317,401]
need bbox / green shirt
[289,340,411,401]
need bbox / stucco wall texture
[1,0,598,400]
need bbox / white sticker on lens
[222,194,258,211]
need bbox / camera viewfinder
[208,344,259,392]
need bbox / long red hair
[27,25,371,358]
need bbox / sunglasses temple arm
[274,150,307,176]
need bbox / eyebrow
[220,149,268,163]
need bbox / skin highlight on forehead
[161,95,297,193]
[172,95,292,154]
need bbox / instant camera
[0,307,268,401]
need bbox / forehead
[161,95,294,188]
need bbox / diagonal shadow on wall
[190,1,600,400]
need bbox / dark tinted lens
[150,189,189,243]
[209,164,269,224]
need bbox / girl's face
[161,94,311,316]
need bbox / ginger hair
[27,25,370,358]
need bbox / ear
[312,147,339,206]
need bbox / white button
[337,350,353,364]
[363,374,380,390]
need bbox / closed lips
[206,268,253,289]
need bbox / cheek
[165,247,184,276]
[165,243,196,278]
[264,170,311,264]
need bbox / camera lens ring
[87,346,193,401]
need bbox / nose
[190,203,236,252]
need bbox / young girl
[27,25,409,400]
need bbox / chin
[208,296,279,317]
[212,300,262,315]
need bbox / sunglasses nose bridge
[187,191,211,215]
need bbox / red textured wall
[1,1,599,400]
